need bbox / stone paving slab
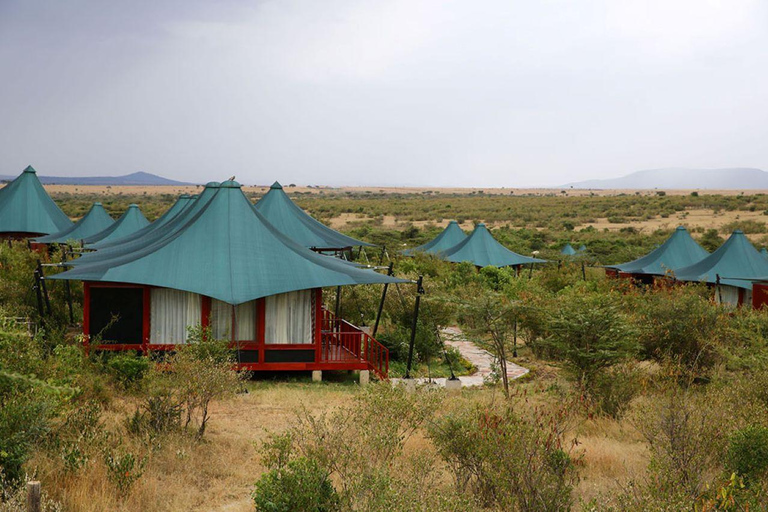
[391,326,529,388]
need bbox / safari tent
[52,180,404,380]
[254,181,372,251]
[0,166,72,238]
[604,226,708,283]
[403,220,467,256]
[87,194,193,251]
[560,244,577,256]
[33,202,114,245]
[83,204,149,246]
[674,230,768,307]
[441,223,546,268]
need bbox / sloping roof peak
[270,181,283,189]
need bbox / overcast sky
[1,0,767,187]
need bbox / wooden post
[334,286,342,330]
[378,245,386,265]
[27,481,41,512]
[33,269,45,317]
[372,263,394,338]
[405,275,424,379]
[581,261,587,281]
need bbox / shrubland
[3,190,768,510]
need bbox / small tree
[457,287,517,397]
[543,290,637,391]
[167,325,247,440]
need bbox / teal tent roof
[33,203,114,244]
[83,204,149,245]
[608,226,709,276]
[674,230,768,289]
[403,221,467,256]
[561,244,577,256]
[762,248,768,259]
[578,244,587,252]
[0,166,72,235]
[70,189,217,267]
[88,194,193,251]
[254,181,373,250]
[442,224,547,267]
[52,181,407,305]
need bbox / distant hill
[0,171,194,186]
[565,168,768,189]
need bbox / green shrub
[104,447,146,496]
[590,363,642,419]
[252,457,339,512]
[727,426,768,482]
[107,353,149,388]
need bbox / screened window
[89,287,143,344]
[149,289,201,345]
[265,290,313,344]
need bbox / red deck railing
[321,308,389,380]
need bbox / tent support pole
[378,245,386,265]
[37,260,52,315]
[372,263,394,338]
[405,275,424,379]
[582,261,586,281]
[62,252,74,324]
[33,269,45,317]
[334,286,342,328]
[528,263,533,279]
[716,274,723,304]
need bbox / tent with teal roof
[403,221,466,256]
[441,223,547,268]
[0,166,72,237]
[761,248,768,259]
[33,202,114,244]
[254,181,372,250]
[674,230,768,306]
[561,244,577,256]
[83,204,149,246]
[54,180,406,305]
[88,194,193,251]
[69,189,215,267]
[606,226,708,277]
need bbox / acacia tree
[456,287,517,397]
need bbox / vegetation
[4,189,768,510]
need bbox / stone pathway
[391,326,529,388]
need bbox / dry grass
[25,378,654,511]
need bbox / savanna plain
[4,185,768,511]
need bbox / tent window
[210,299,232,340]
[209,299,259,342]
[716,285,740,308]
[150,289,201,345]
[265,290,313,345]
[89,287,143,344]
[235,300,257,341]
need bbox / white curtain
[235,300,257,341]
[716,285,740,307]
[265,290,313,344]
[211,299,232,340]
[150,289,201,345]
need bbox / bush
[252,457,339,512]
[727,426,768,482]
[590,363,642,419]
[107,353,149,388]
[429,401,576,511]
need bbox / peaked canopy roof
[83,204,149,245]
[403,221,467,256]
[53,180,406,305]
[578,245,587,252]
[0,166,72,235]
[608,226,709,276]
[70,188,217,267]
[88,194,193,251]
[561,244,577,256]
[254,181,373,250]
[675,230,768,289]
[441,223,547,268]
[762,248,768,258]
[33,202,114,244]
